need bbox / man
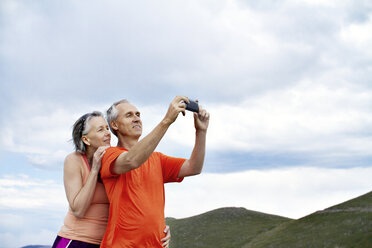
[100,96,210,247]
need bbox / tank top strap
[81,154,91,171]
[80,154,91,183]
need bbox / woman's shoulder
[65,151,83,160]
[64,152,84,167]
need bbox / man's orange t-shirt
[100,147,185,248]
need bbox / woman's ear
[81,136,90,146]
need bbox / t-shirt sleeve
[158,152,186,183]
[101,147,126,179]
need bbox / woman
[52,111,171,248]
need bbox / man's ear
[111,121,119,133]
[81,136,90,146]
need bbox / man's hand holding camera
[192,101,210,133]
[163,96,210,134]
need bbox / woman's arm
[63,147,106,218]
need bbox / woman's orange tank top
[57,154,109,245]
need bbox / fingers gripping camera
[185,100,199,113]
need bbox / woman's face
[82,116,111,149]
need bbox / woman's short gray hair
[72,111,104,154]
[106,99,129,137]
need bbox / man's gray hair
[106,99,129,137]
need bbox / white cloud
[0,229,55,248]
[0,213,24,230]
[0,174,66,247]
[291,0,341,7]
[2,0,363,102]
[0,100,113,169]
[165,166,372,219]
[340,13,372,53]
[2,80,372,170]
[0,174,66,210]
[161,82,372,161]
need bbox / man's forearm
[190,130,207,173]
[178,130,207,177]
[113,120,171,174]
[113,96,191,175]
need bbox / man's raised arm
[178,105,210,178]
[112,96,190,175]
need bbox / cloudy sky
[1,0,372,247]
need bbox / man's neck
[117,136,139,150]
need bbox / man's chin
[133,133,142,139]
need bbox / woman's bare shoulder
[64,152,83,168]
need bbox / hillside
[244,191,372,248]
[166,207,292,248]
[166,191,372,248]
[22,191,372,248]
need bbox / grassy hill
[166,207,292,248]
[23,191,372,248]
[166,191,372,248]
[244,191,372,248]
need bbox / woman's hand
[91,146,109,173]
[161,225,171,248]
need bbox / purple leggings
[51,236,100,248]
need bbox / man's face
[114,102,142,138]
